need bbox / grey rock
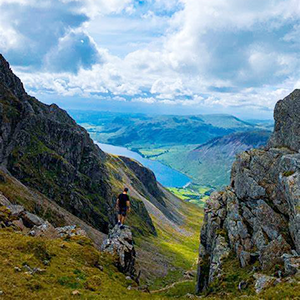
[11,219,26,232]
[238,280,248,291]
[240,251,251,268]
[0,54,26,98]
[101,225,136,278]
[0,193,11,207]
[280,170,300,253]
[22,264,46,275]
[8,205,25,217]
[55,225,87,238]
[260,235,291,270]
[282,253,300,276]
[21,212,44,228]
[234,169,266,200]
[184,270,196,279]
[268,89,300,152]
[253,273,278,294]
[29,221,58,238]
[196,90,300,293]
[208,235,230,283]
[43,260,50,266]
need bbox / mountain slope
[0,54,155,236]
[178,130,271,188]
[196,90,300,297]
[0,54,203,285]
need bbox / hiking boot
[120,225,125,230]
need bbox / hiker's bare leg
[117,214,121,223]
[121,215,126,225]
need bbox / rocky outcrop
[0,54,25,98]
[101,225,137,279]
[196,90,300,293]
[0,192,88,239]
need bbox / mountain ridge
[70,110,257,147]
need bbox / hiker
[116,188,131,229]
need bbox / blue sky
[1,0,300,118]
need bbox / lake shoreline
[95,142,191,188]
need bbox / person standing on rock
[116,188,131,229]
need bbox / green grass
[142,199,204,290]
[0,227,298,300]
[283,170,296,177]
[167,184,212,207]
[138,148,168,158]
[0,227,201,299]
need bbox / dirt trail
[150,279,193,294]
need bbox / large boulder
[196,90,300,293]
[101,225,136,278]
[268,89,300,152]
[21,211,45,228]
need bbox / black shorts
[118,207,127,216]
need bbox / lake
[95,142,191,188]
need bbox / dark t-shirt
[118,193,129,208]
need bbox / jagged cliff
[196,90,300,294]
[0,54,187,240]
[0,54,155,235]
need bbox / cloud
[0,0,133,71]
[0,0,89,68]
[2,0,300,116]
[164,0,300,85]
[44,30,102,73]
[151,79,192,99]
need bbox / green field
[167,184,212,208]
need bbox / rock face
[196,90,300,293]
[101,225,136,278]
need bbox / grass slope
[1,228,298,300]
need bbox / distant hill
[245,119,274,130]
[162,130,271,188]
[70,111,257,146]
